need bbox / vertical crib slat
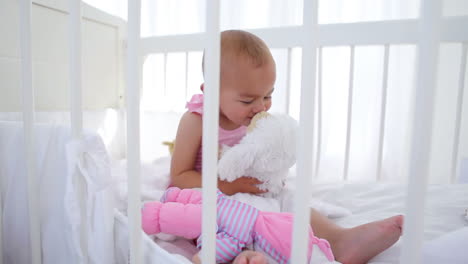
[314,47,323,178]
[201,0,220,263]
[376,45,390,181]
[285,47,292,114]
[68,1,88,262]
[451,43,467,183]
[127,0,142,263]
[0,181,1,264]
[163,52,168,96]
[291,0,319,263]
[69,0,83,138]
[399,0,442,263]
[19,0,42,263]
[184,51,189,100]
[343,45,355,181]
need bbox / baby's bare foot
[332,215,403,264]
[232,250,267,264]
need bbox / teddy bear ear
[249,114,298,172]
[218,144,254,182]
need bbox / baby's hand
[218,177,267,196]
[233,250,268,264]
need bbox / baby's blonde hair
[202,30,275,74]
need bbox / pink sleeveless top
[186,94,247,172]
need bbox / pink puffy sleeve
[141,201,202,239]
[186,94,204,115]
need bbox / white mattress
[113,158,468,263]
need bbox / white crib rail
[68,0,88,263]
[19,0,41,263]
[126,0,143,263]
[451,43,467,183]
[291,0,319,262]
[200,0,221,263]
[376,45,390,181]
[400,0,442,263]
[343,45,355,181]
[314,47,323,179]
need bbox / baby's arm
[218,177,267,196]
[170,112,265,196]
[192,232,246,264]
[170,112,203,189]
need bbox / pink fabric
[186,94,247,172]
[254,212,334,262]
[161,187,203,204]
[142,201,202,239]
[141,187,336,263]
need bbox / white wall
[0,0,126,111]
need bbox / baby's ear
[218,144,254,182]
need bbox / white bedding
[307,183,468,263]
[112,157,468,264]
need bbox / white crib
[1,0,468,263]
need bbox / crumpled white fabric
[113,210,188,264]
[0,121,115,264]
[65,133,116,264]
[112,156,171,213]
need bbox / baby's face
[219,57,276,130]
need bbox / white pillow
[422,227,468,264]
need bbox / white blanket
[112,157,353,262]
[112,157,468,263]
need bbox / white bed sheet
[307,183,468,263]
[112,157,468,263]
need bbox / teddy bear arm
[218,144,255,181]
[161,187,202,204]
[142,201,202,239]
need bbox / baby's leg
[191,252,201,264]
[310,209,403,264]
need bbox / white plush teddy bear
[217,112,298,212]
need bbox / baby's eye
[240,100,253,104]
[264,96,272,100]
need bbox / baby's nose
[253,101,266,113]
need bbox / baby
[170,29,403,263]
